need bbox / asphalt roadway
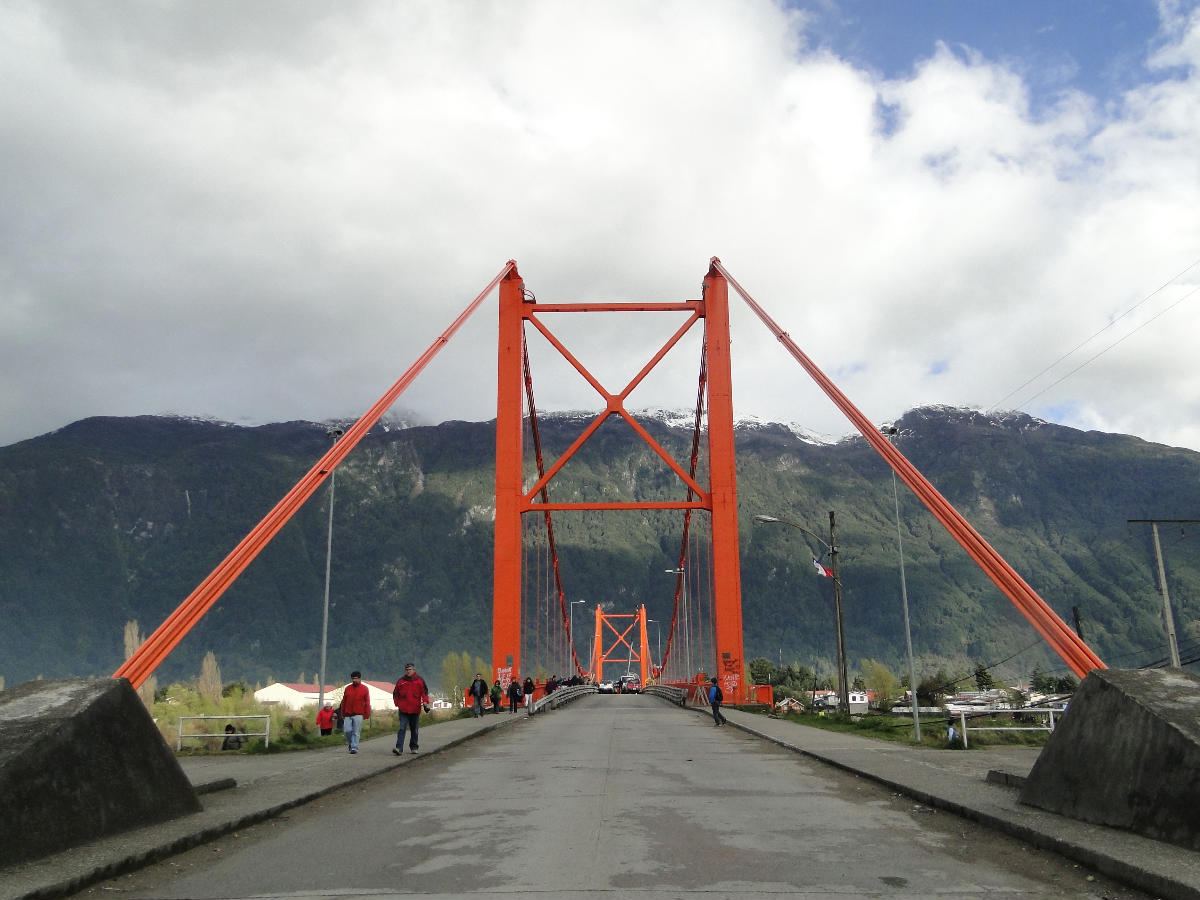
[5,695,1200,900]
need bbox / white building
[254,680,396,711]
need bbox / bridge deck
[5,696,1197,899]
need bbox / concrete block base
[0,678,200,867]
[1020,667,1200,850]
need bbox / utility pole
[317,427,344,711]
[829,510,850,716]
[1127,519,1198,668]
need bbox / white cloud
[1,0,1198,451]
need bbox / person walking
[341,671,372,753]
[507,676,522,713]
[489,679,502,714]
[468,672,489,718]
[707,676,726,726]
[316,701,336,735]
[392,662,431,755]
[522,675,535,711]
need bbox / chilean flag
[812,557,833,578]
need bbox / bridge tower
[491,261,746,697]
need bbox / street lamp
[646,618,662,673]
[883,425,921,741]
[665,568,692,678]
[753,512,850,715]
[317,427,344,712]
[570,600,586,675]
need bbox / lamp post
[754,513,849,715]
[665,568,691,678]
[646,618,662,672]
[317,426,343,712]
[570,600,586,675]
[882,425,921,741]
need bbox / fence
[529,683,596,715]
[955,707,1062,749]
[644,685,686,706]
[177,714,271,751]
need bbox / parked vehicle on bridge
[597,679,615,693]
[618,674,642,694]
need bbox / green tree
[1053,674,1078,693]
[860,658,898,700]
[748,657,776,684]
[1030,665,1055,694]
[439,651,490,700]
[973,663,995,691]
[917,668,952,706]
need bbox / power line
[1011,283,1200,411]
[989,254,1200,412]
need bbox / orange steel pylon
[492,262,747,697]
[590,605,652,686]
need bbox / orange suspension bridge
[114,259,1105,698]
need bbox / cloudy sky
[3,0,1199,452]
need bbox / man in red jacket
[340,670,371,754]
[392,662,430,755]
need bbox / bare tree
[123,620,157,706]
[199,650,222,702]
[123,620,142,660]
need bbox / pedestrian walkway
[719,705,1200,899]
[1,710,518,900]
[5,699,1200,899]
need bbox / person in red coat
[316,701,336,735]
[392,662,430,755]
[340,671,371,754]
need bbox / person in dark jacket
[221,723,246,750]
[490,679,503,714]
[507,676,523,713]
[522,675,535,710]
[468,672,489,718]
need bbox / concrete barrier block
[1019,667,1200,850]
[0,677,200,867]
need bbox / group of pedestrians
[506,675,535,712]
[324,666,730,756]
[325,665,432,756]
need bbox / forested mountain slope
[1,407,1196,689]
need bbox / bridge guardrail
[530,683,596,716]
[644,685,686,706]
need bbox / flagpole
[753,512,850,715]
